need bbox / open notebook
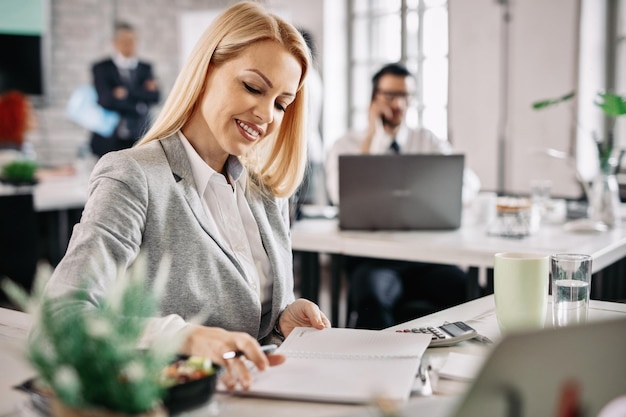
[232,327,431,404]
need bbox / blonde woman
[45,2,330,389]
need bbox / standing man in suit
[326,63,481,329]
[90,21,160,157]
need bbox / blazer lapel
[159,135,246,276]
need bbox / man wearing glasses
[325,62,480,329]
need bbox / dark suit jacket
[90,58,160,156]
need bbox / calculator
[396,321,478,347]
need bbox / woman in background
[44,1,330,390]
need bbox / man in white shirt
[326,63,480,329]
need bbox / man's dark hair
[371,63,413,101]
[114,21,135,33]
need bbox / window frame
[346,0,449,139]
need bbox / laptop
[449,317,626,417]
[399,317,626,417]
[338,154,464,230]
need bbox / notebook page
[277,327,430,359]
[245,356,420,403]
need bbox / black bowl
[14,377,53,416]
[163,363,221,415]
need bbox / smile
[237,120,261,138]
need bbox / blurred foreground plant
[1,255,182,414]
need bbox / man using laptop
[325,63,481,329]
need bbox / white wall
[266,0,324,67]
[449,0,584,198]
[448,0,501,193]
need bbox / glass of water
[550,254,592,327]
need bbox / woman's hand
[277,298,331,337]
[179,325,285,391]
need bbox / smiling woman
[40,1,330,405]
[139,3,311,197]
[181,39,302,176]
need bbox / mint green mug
[494,252,550,334]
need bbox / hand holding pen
[178,325,286,391]
[222,343,278,360]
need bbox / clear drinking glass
[550,254,592,327]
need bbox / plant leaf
[595,92,626,117]
[532,91,575,110]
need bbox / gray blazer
[45,135,295,340]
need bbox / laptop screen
[338,154,465,230]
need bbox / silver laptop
[356,317,626,417]
[338,154,464,230]
[449,317,626,417]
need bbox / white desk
[291,217,626,325]
[2,297,625,417]
[0,173,90,266]
[0,171,90,213]
[32,174,89,212]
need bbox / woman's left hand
[277,298,331,337]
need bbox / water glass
[494,252,550,334]
[550,254,592,327]
[530,179,552,212]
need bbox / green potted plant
[533,91,626,174]
[2,257,184,417]
[533,91,626,228]
[1,159,38,185]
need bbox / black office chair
[0,192,39,302]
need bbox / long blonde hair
[138,1,310,198]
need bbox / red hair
[0,90,30,146]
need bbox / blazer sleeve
[44,151,149,312]
[93,61,132,112]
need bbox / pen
[222,344,278,360]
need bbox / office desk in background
[34,173,89,264]
[291,216,626,326]
[2,296,625,417]
[0,172,89,266]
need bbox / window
[348,0,449,139]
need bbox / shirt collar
[379,122,409,148]
[393,123,409,147]
[112,52,138,70]
[178,132,246,194]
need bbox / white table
[32,174,89,213]
[291,217,626,325]
[0,171,90,213]
[2,297,625,417]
